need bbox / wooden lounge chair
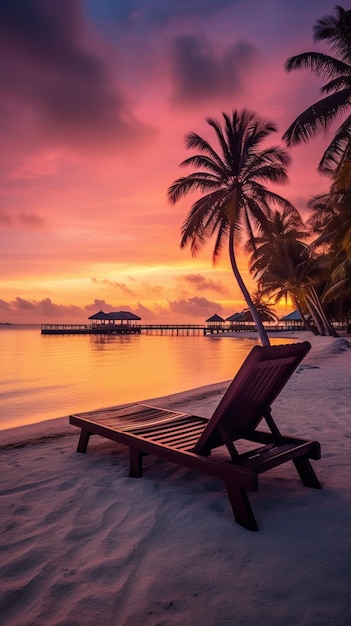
[69,341,322,530]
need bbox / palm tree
[247,207,312,326]
[281,5,350,332]
[240,288,279,324]
[323,251,351,329]
[248,207,338,336]
[283,6,351,175]
[167,109,294,346]
[308,179,351,324]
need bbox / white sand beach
[1,332,351,626]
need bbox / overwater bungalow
[41,310,142,335]
[88,310,141,329]
[278,310,304,330]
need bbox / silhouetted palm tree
[168,110,294,346]
[248,207,311,322]
[241,288,279,324]
[308,178,351,324]
[283,6,351,175]
[309,175,351,253]
[248,207,338,336]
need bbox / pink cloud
[168,296,226,319]
[181,274,230,295]
[1,297,84,321]
[91,278,136,297]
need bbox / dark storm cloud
[0,0,152,151]
[170,35,258,102]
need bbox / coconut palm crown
[248,206,338,336]
[283,5,351,175]
[167,109,294,346]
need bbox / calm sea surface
[0,325,293,431]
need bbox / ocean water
[0,325,293,431]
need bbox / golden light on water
[0,328,295,430]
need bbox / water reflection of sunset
[0,329,293,430]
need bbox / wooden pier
[41,323,142,335]
[140,324,257,335]
[41,323,261,336]
[142,324,207,335]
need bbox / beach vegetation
[282,4,351,333]
[239,288,279,324]
[283,5,351,176]
[247,206,339,336]
[168,109,294,346]
[308,176,351,328]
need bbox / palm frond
[205,117,233,169]
[285,51,350,80]
[179,154,229,179]
[318,113,351,173]
[284,3,351,177]
[180,191,226,252]
[167,173,221,204]
[314,6,351,62]
[321,75,351,94]
[185,132,227,171]
[283,89,351,145]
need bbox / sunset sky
[0,0,338,324]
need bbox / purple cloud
[168,296,225,318]
[170,35,258,103]
[0,0,153,152]
[181,274,230,295]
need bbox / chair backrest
[194,341,311,455]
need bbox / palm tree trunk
[229,227,270,346]
[305,286,339,337]
[309,286,339,337]
[304,293,325,335]
[292,295,319,334]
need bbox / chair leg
[77,429,91,453]
[129,448,143,478]
[225,482,258,531]
[293,457,322,489]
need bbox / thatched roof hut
[206,313,225,323]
